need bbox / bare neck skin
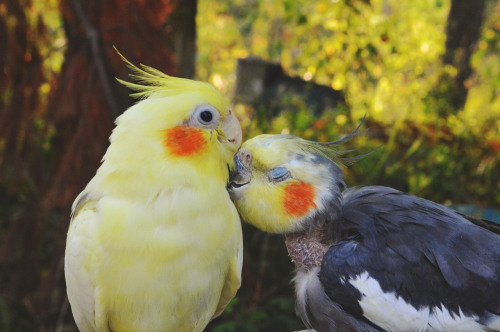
[285,226,333,270]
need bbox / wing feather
[65,200,102,332]
[212,216,243,319]
[318,186,500,331]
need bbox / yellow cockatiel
[64,57,243,332]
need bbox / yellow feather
[114,47,220,100]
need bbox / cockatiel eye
[191,104,220,128]
[200,110,213,122]
[269,167,290,182]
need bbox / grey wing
[458,212,500,235]
[318,186,500,331]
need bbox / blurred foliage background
[197,0,499,205]
[0,0,499,331]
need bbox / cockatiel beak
[228,150,252,199]
[221,109,242,154]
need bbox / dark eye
[269,167,290,182]
[192,104,220,127]
[199,110,213,123]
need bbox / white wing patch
[485,313,500,330]
[349,272,489,332]
[349,272,429,331]
[428,305,485,331]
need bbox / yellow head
[89,55,242,199]
[228,134,356,233]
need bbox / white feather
[349,272,429,331]
[486,313,500,330]
[349,272,490,332]
[295,268,321,328]
[428,305,485,331]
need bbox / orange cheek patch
[283,182,317,217]
[164,126,206,157]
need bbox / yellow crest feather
[114,46,217,100]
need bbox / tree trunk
[442,0,486,111]
[165,0,197,78]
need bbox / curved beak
[227,152,252,200]
[221,109,242,154]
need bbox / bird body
[228,134,500,332]
[66,177,241,331]
[65,60,242,331]
[302,186,500,332]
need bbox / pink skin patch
[164,126,206,157]
[283,182,317,217]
